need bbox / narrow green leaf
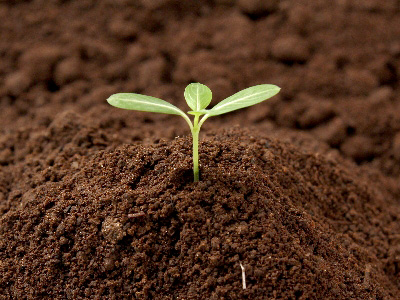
[107,93,185,116]
[184,83,212,111]
[206,84,280,116]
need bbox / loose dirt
[0,1,400,299]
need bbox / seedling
[107,83,280,182]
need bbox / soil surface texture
[0,1,400,299]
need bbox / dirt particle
[125,43,148,65]
[271,35,311,63]
[59,236,69,245]
[211,237,221,250]
[236,224,249,235]
[103,257,116,271]
[367,87,394,105]
[340,135,377,162]
[4,71,32,96]
[392,132,400,160]
[209,254,223,267]
[54,57,83,86]
[298,100,335,129]
[101,217,126,243]
[108,16,138,40]
[312,117,348,147]
[0,148,12,164]
[19,45,63,83]
[345,68,379,95]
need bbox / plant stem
[192,115,200,182]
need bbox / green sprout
[107,83,280,182]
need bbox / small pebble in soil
[101,217,126,243]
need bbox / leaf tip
[106,94,115,105]
[268,84,281,95]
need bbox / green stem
[192,115,200,182]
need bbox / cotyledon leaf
[107,93,186,116]
[184,83,212,111]
[206,84,280,116]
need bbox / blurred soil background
[0,0,400,299]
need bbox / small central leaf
[184,83,212,111]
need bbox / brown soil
[0,1,400,299]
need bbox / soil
[0,0,400,299]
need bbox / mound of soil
[0,118,399,299]
[1,0,400,299]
